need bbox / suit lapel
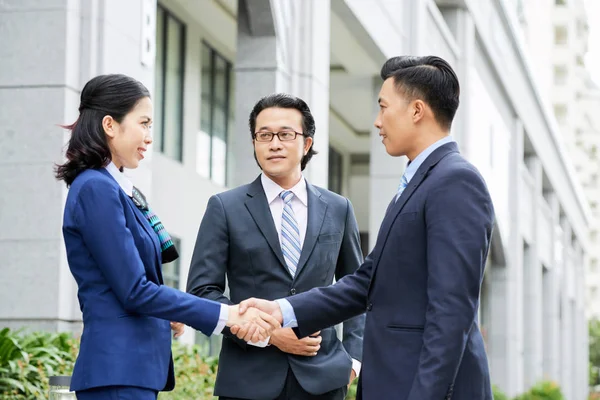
[128,200,164,282]
[371,143,459,275]
[99,168,163,282]
[294,183,327,279]
[245,177,288,270]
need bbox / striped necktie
[280,190,301,277]
[394,174,409,203]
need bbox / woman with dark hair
[56,74,279,400]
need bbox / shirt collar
[261,173,308,206]
[403,135,455,184]
[104,162,133,197]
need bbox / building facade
[0,0,592,398]
[518,0,600,319]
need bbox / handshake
[225,298,284,342]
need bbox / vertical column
[232,0,331,188]
[0,0,81,331]
[504,119,525,396]
[231,0,280,187]
[436,6,475,157]
[523,155,544,387]
[573,243,587,400]
[559,219,573,398]
[287,0,331,188]
[543,193,561,381]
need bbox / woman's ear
[102,115,116,138]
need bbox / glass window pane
[201,44,212,134]
[211,55,228,186]
[164,15,184,161]
[153,7,165,152]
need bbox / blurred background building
[1,0,598,398]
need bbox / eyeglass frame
[253,130,305,142]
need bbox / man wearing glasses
[187,94,365,400]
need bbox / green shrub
[493,384,509,400]
[0,328,78,399]
[514,381,564,400]
[159,340,218,399]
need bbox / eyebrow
[141,116,152,121]
[257,125,295,131]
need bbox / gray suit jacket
[187,176,365,398]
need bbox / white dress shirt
[261,173,308,251]
[104,161,228,335]
[252,173,361,376]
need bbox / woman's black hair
[55,74,150,186]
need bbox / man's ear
[303,136,313,156]
[412,100,426,124]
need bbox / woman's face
[103,96,153,170]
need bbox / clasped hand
[226,304,281,342]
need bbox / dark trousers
[76,386,158,400]
[219,368,347,400]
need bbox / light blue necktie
[280,191,301,277]
[394,174,409,203]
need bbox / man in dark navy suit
[237,56,495,400]
[187,94,364,400]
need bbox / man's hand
[170,321,185,339]
[269,328,321,356]
[238,297,283,323]
[348,369,357,388]
[226,304,280,342]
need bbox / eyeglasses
[254,130,304,142]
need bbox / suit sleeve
[186,195,247,349]
[74,179,221,336]
[287,204,373,338]
[335,199,366,362]
[407,168,494,399]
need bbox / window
[555,0,566,5]
[591,201,598,211]
[591,258,598,273]
[554,65,567,85]
[554,26,568,45]
[163,237,181,289]
[328,146,343,194]
[155,5,186,161]
[198,42,234,186]
[554,104,567,124]
[592,230,598,242]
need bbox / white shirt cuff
[352,359,362,376]
[212,304,228,335]
[275,298,298,328]
[247,337,271,347]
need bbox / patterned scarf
[131,186,179,264]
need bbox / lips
[267,156,285,160]
[137,148,146,159]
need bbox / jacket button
[290,288,296,295]
[367,302,373,311]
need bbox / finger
[253,313,276,333]
[302,336,322,346]
[309,331,321,337]
[234,324,250,340]
[243,324,262,342]
[239,298,256,314]
[251,325,268,343]
[304,346,319,356]
[230,325,240,335]
[258,311,281,330]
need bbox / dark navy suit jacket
[187,176,365,398]
[287,143,495,400]
[62,168,222,392]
